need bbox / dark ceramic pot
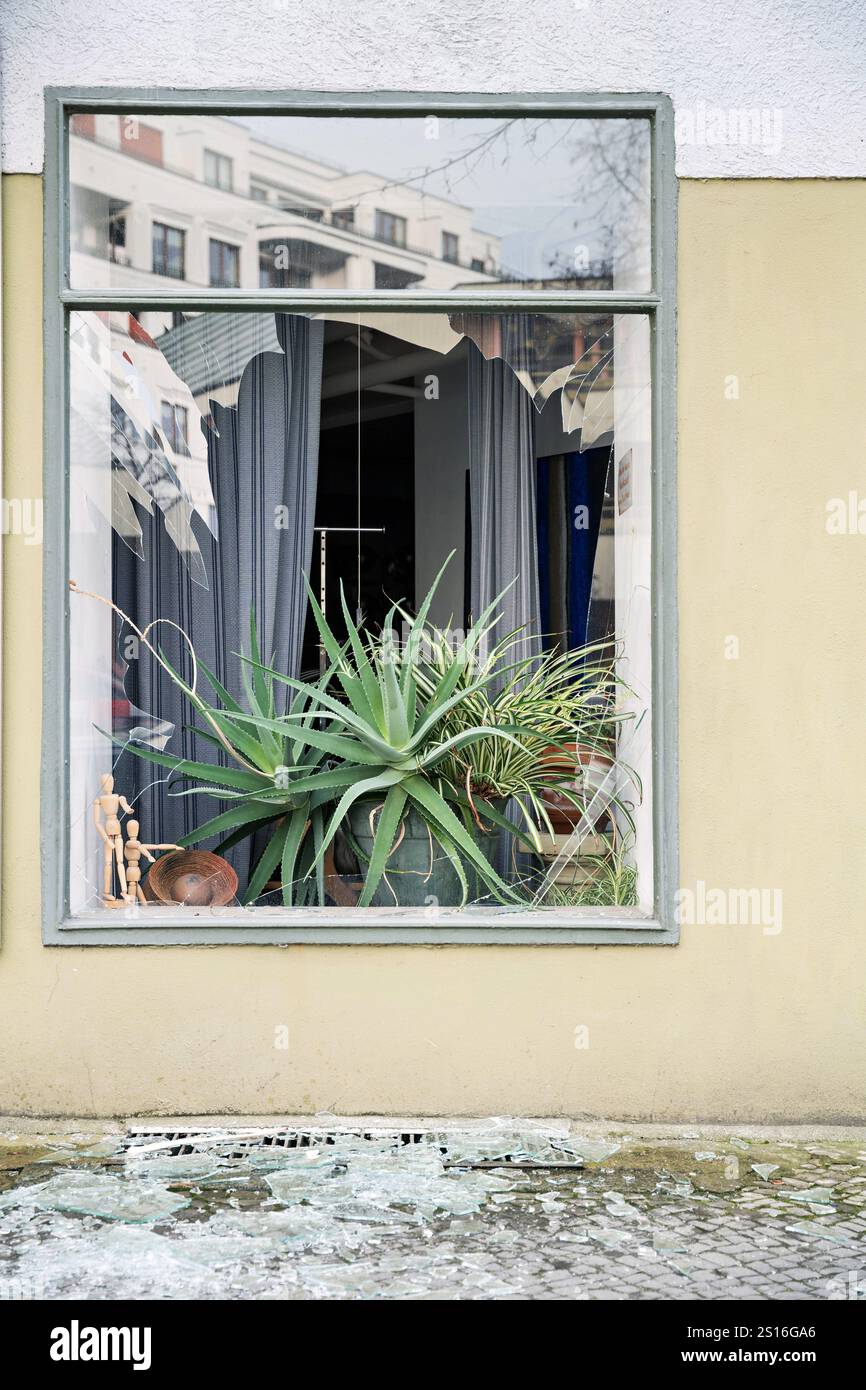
[347,799,501,907]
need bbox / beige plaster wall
[2,176,864,1119]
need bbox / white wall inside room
[613,314,653,910]
[68,317,114,914]
[3,0,865,177]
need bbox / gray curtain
[113,314,323,888]
[467,325,541,671]
[467,323,542,886]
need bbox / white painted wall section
[1,0,864,177]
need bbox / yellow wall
[3,176,865,1120]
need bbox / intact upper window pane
[68,113,652,292]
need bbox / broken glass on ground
[751,1163,780,1182]
[781,1185,836,1206]
[2,1128,865,1300]
[1,1170,189,1223]
[569,1138,621,1163]
[265,1139,513,1222]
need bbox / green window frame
[43,88,678,947]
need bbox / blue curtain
[537,447,609,650]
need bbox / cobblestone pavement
[1,1123,865,1300]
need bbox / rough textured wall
[1,0,864,176]
[2,174,866,1120]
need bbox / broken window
[55,99,672,941]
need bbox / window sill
[49,904,676,946]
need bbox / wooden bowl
[143,850,238,907]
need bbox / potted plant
[88,556,638,910]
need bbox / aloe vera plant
[230,559,534,906]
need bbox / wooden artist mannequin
[94,773,133,904]
[122,820,181,906]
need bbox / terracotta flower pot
[539,742,615,830]
[143,850,238,906]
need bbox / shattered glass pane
[67,305,653,916]
[70,311,217,585]
[4,1171,189,1223]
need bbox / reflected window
[259,239,311,289]
[375,210,407,248]
[332,207,355,231]
[70,113,96,141]
[278,201,324,222]
[374,263,423,290]
[108,203,127,265]
[152,223,185,280]
[209,238,240,288]
[204,150,232,191]
[160,400,190,456]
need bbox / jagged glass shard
[570,1138,621,1163]
[70,312,216,588]
[25,1171,189,1223]
[0,1180,49,1209]
[782,1186,836,1206]
[3,1137,124,1166]
[241,1148,340,1172]
[157,312,282,406]
[72,1139,125,1159]
[785,1220,854,1244]
[124,1153,226,1181]
[589,1227,634,1248]
[201,1205,379,1250]
[751,1163,780,1182]
[653,1231,688,1253]
[603,1192,644,1221]
[441,1124,581,1165]
[655,1176,695,1198]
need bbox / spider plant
[401,621,639,849]
[530,837,639,908]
